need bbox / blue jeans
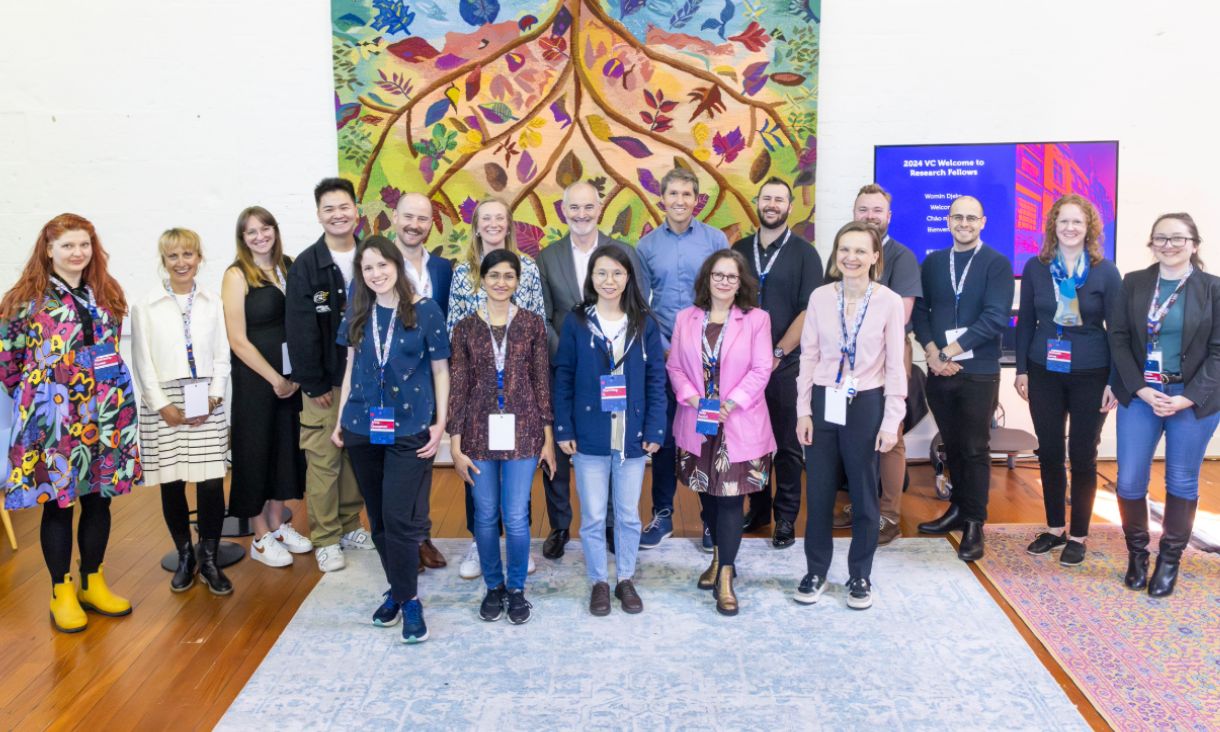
[1116,383,1220,501]
[572,451,645,583]
[470,458,536,590]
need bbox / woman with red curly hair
[0,213,143,633]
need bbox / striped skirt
[138,379,228,485]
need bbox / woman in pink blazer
[667,249,775,616]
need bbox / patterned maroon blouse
[448,309,553,460]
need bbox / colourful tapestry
[330,0,820,257]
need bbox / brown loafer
[878,517,901,546]
[589,581,611,616]
[419,539,447,569]
[614,579,643,614]
[832,504,853,529]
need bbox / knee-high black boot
[1117,497,1150,590]
[1148,495,1197,598]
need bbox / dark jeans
[650,381,679,515]
[344,429,432,603]
[160,478,226,545]
[1026,363,1109,537]
[699,493,745,566]
[41,493,111,583]
[804,386,883,580]
[926,372,1000,523]
[747,358,802,522]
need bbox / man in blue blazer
[393,191,454,569]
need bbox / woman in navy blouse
[553,245,667,616]
[331,236,450,644]
[1013,194,1121,566]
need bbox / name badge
[1046,339,1072,373]
[696,398,721,435]
[944,328,973,361]
[281,342,293,375]
[489,413,516,451]
[91,343,121,381]
[1143,347,1163,388]
[182,379,211,420]
[600,374,627,412]
[825,387,848,426]
[369,406,395,445]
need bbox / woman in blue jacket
[554,245,666,617]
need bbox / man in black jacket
[286,178,368,573]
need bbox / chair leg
[1,508,16,550]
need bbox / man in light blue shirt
[635,166,728,548]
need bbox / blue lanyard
[836,282,875,387]
[51,278,109,346]
[948,245,980,329]
[753,229,790,303]
[484,305,516,412]
[370,304,396,407]
[1146,268,1192,346]
[166,283,199,379]
[585,307,636,372]
[701,310,727,398]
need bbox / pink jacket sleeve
[724,309,773,411]
[666,309,703,407]
[881,292,909,434]
[795,289,820,418]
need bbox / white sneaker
[250,532,293,567]
[458,541,481,579]
[340,528,375,551]
[315,544,346,572]
[528,553,536,575]
[274,523,313,554]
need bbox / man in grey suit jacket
[536,181,649,559]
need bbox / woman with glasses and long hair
[553,244,666,616]
[1109,213,1220,598]
[668,249,774,616]
[1013,195,1122,566]
[0,213,142,633]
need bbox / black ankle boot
[957,520,985,561]
[918,504,964,534]
[1117,497,1150,590]
[198,539,234,596]
[170,540,196,592]
[1148,495,1198,598]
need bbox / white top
[573,241,596,294]
[130,286,231,412]
[332,246,356,290]
[403,247,433,299]
[600,313,628,455]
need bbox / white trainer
[315,544,346,572]
[340,528,375,551]
[250,532,292,568]
[458,541,481,579]
[274,523,313,554]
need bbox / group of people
[3,167,1215,644]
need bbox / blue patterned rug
[219,538,1086,731]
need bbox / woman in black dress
[221,206,308,568]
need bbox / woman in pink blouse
[794,221,907,611]
[667,249,775,616]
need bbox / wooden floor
[1,459,1216,731]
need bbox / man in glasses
[536,181,647,560]
[732,177,823,548]
[912,195,1014,561]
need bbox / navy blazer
[426,254,454,321]
[552,311,667,457]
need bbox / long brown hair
[231,206,290,288]
[345,236,417,348]
[0,213,127,319]
[464,197,519,290]
[1149,212,1205,270]
[1038,194,1105,265]
[693,250,758,311]
[825,221,885,281]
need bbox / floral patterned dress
[1,283,142,510]
[677,323,771,497]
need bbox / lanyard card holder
[489,413,516,451]
[182,379,211,419]
[91,343,121,381]
[1046,339,1072,373]
[825,387,848,426]
[600,374,627,412]
[696,398,721,435]
[369,406,395,445]
[1143,344,1164,389]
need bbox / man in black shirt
[733,177,823,547]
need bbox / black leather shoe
[1148,495,1198,598]
[170,540,196,593]
[742,506,771,533]
[198,539,233,595]
[542,529,570,560]
[957,520,985,562]
[772,519,795,549]
[1118,496,1150,590]
[918,505,964,534]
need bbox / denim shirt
[636,218,729,350]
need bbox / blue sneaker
[638,508,673,550]
[701,524,713,553]
[372,590,400,627]
[401,599,429,643]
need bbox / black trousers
[804,386,883,580]
[1026,363,1109,537]
[925,372,1000,523]
[747,358,803,522]
[160,478,226,546]
[345,429,432,603]
[41,493,111,583]
[650,381,679,514]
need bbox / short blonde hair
[158,227,203,265]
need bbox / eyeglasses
[484,272,518,283]
[592,270,627,282]
[948,214,982,224]
[710,272,740,284]
[1150,235,1195,249]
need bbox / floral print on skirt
[678,433,771,497]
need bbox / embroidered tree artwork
[333,0,819,256]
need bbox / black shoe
[957,520,985,562]
[1148,495,1198,598]
[606,525,615,555]
[793,573,826,605]
[1026,531,1067,556]
[480,584,507,621]
[197,539,233,595]
[1118,496,1151,590]
[918,505,964,534]
[846,577,873,610]
[169,540,196,593]
[772,519,795,549]
[507,590,533,624]
[542,529,569,560]
[1059,539,1086,566]
[742,506,771,533]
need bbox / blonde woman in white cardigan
[131,228,233,595]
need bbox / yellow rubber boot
[50,576,88,633]
[77,566,132,617]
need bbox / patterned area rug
[219,538,1086,731]
[974,524,1220,732]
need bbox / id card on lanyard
[369,304,397,444]
[830,282,874,425]
[696,311,726,435]
[168,283,211,418]
[1144,270,1191,388]
[946,246,979,361]
[53,279,120,382]
[486,305,517,451]
[753,229,789,303]
[1046,336,1072,373]
[587,308,635,412]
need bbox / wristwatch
[938,351,950,363]
[773,347,786,359]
